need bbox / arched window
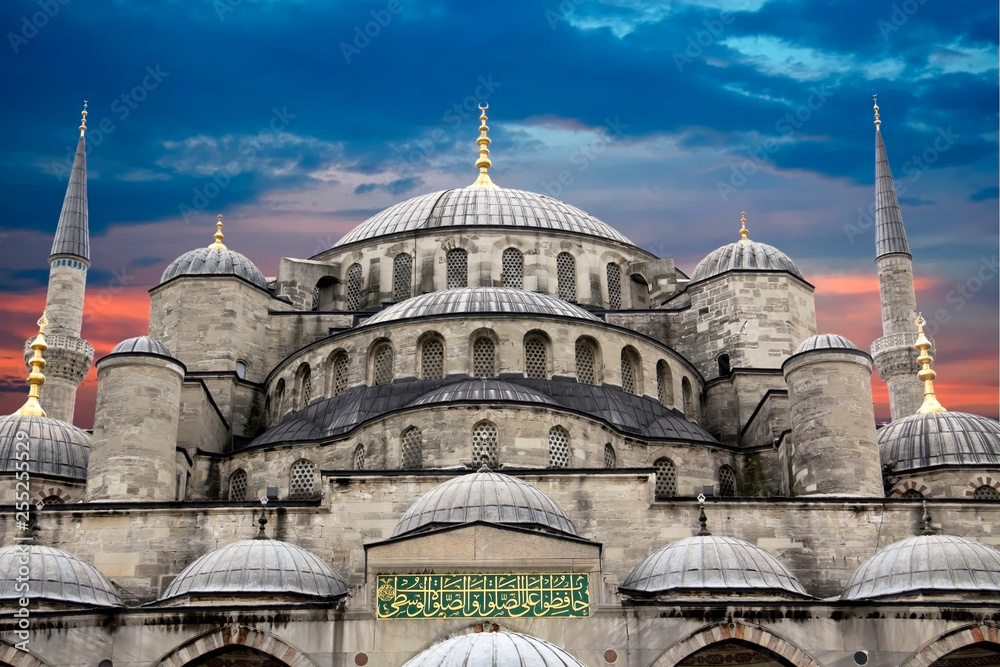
[229,469,248,501]
[446,248,468,289]
[401,426,422,469]
[557,252,576,301]
[372,342,394,385]
[607,263,622,310]
[329,352,349,396]
[393,253,413,302]
[472,336,496,378]
[273,379,286,420]
[40,495,64,506]
[718,465,737,497]
[548,426,570,468]
[420,335,445,380]
[236,360,248,379]
[472,421,499,468]
[654,458,676,500]
[621,347,641,395]
[718,353,731,377]
[346,263,364,310]
[604,443,616,469]
[289,459,316,500]
[901,488,924,499]
[295,363,312,410]
[353,444,366,470]
[313,276,336,311]
[974,485,1000,500]
[682,376,695,418]
[656,360,673,406]
[524,335,548,379]
[502,248,523,289]
[575,338,597,385]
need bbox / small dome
[392,471,578,538]
[364,287,600,326]
[794,334,858,354]
[160,539,348,602]
[0,546,122,607]
[690,239,802,283]
[879,411,1000,473]
[841,534,1000,600]
[334,187,633,249]
[0,414,90,480]
[161,246,268,290]
[408,380,557,408]
[620,535,809,598]
[401,632,586,667]
[110,335,172,357]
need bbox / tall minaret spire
[870,97,924,420]
[27,104,95,423]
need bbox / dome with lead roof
[408,379,558,408]
[401,632,586,667]
[160,216,268,290]
[795,334,858,354]
[0,546,123,608]
[110,335,172,357]
[0,414,90,480]
[392,471,578,538]
[364,287,600,326]
[878,411,1000,473]
[691,239,802,283]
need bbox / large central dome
[333,186,634,248]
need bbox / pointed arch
[651,621,821,667]
[898,623,1000,667]
[0,639,55,667]
[149,625,320,667]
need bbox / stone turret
[27,105,95,423]
[869,99,923,420]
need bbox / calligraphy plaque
[375,573,590,619]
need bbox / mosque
[0,100,998,666]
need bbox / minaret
[870,98,923,420]
[27,105,95,423]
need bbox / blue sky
[0,0,997,424]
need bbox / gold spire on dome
[914,313,946,414]
[79,101,88,136]
[15,313,49,417]
[873,95,881,131]
[470,103,498,189]
[739,211,749,241]
[208,214,227,250]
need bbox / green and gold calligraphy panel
[376,573,590,619]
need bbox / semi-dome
[401,632,586,667]
[620,535,809,598]
[795,334,858,354]
[0,414,90,480]
[110,335,172,357]
[408,379,558,408]
[691,238,802,283]
[333,186,633,249]
[160,539,348,602]
[841,534,1000,600]
[364,287,600,326]
[392,470,578,538]
[161,246,268,290]
[0,545,123,607]
[878,411,1000,473]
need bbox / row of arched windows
[228,459,319,502]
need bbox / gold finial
[873,95,881,130]
[208,214,227,250]
[470,103,497,189]
[914,314,946,414]
[15,313,49,417]
[739,211,749,241]
[79,101,88,135]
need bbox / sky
[0,0,996,428]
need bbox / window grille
[311,285,320,311]
[900,488,924,498]
[353,444,366,470]
[420,337,444,379]
[502,248,523,289]
[621,349,636,395]
[576,340,595,385]
[346,263,364,310]
[373,344,393,385]
[298,365,312,408]
[40,495,63,505]
[604,443,617,469]
[472,421,499,468]
[332,354,349,396]
[607,263,622,309]
[289,460,316,500]
[446,249,468,289]
[548,426,570,468]
[393,253,412,301]
[974,485,1000,500]
[473,337,496,378]
[557,253,576,301]
[524,337,547,379]
[654,458,676,500]
[401,427,422,469]
[718,465,737,497]
[229,470,248,501]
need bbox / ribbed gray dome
[365,287,600,326]
[409,380,557,408]
[161,246,268,289]
[620,535,809,597]
[691,239,802,283]
[401,632,586,667]
[841,535,1000,600]
[392,471,578,538]
[0,546,122,607]
[0,414,90,480]
[878,411,1000,473]
[110,335,172,357]
[334,187,633,248]
[160,539,348,602]
[795,334,858,354]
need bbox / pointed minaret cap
[15,313,49,418]
[874,98,912,259]
[208,214,227,250]
[50,103,90,263]
[469,103,498,189]
[873,95,880,131]
[914,314,946,414]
